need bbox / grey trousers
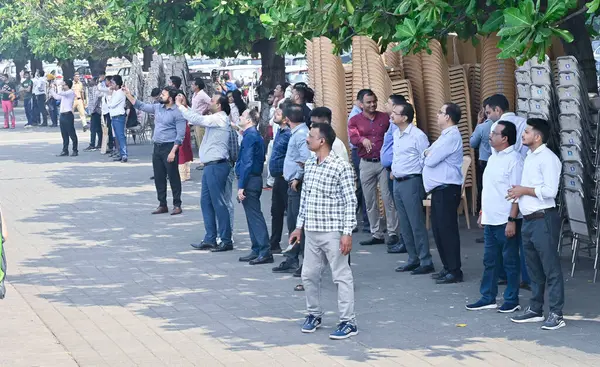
[522,210,564,315]
[359,160,399,238]
[302,231,356,323]
[393,176,433,266]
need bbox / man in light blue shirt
[470,117,492,214]
[348,90,370,232]
[423,103,464,285]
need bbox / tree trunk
[88,58,108,76]
[14,60,27,84]
[143,46,154,72]
[254,38,286,103]
[560,7,598,93]
[61,60,75,80]
[30,57,43,76]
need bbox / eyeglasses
[437,111,447,115]
[490,131,502,136]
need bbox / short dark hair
[193,78,205,90]
[359,89,376,102]
[293,82,314,103]
[170,76,182,89]
[163,86,179,103]
[496,120,517,146]
[527,118,550,143]
[217,95,231,116]
[279,98,293,113]
[268,89,275,97]
[23,71,30,76]
[397,103,414,123]
[38,70,45,77]
[389,94,406,106]
[151,88,161,97]
[112,75,123,87]
[105,75,113,82]
[311,122,336,148]
[444,102,461,124]
[284,103,305,123]
[64,79,73,89]
[356,89,370,101]
[310,107,332,124]
[485,94,509,112]
[248,109,260,125]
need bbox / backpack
[0,211,6,299]
[228,127,240,163]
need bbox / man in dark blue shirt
[236,109,273,265]
[268,102,292,253]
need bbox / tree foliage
[262,0,600,63]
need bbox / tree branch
[555,6,589,26]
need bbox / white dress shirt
[107,89,126,117]
[98,83,112,116]
[481,145,524,225]
[391,124,429,177]
[518,144,561,216]
[34,78,47,96]
[491,113,528,158]
[422,125,464,192]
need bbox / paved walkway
[1,110,599,366]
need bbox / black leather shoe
[436,273,464,284]
[57,151,69,157]
[431,269,449,280]
[71,151,78,156]
[239,253,258,262]
[191,242,216,250]
[411,264,435,275]
[360,237,385,246]
[395,263,420,272]
[249,255,274,265]
[270,244,282,254]
[387,244,407,253]
[211,243,234,252]
[386,235,400,246]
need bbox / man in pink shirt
[348,89,400,248]
[191,78,212,154]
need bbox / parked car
[188,59,223,75]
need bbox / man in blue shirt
[470,102,493,215]
[236,109,273,265]
[348,90,370,232]
[268,102,292,254]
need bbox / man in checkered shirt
[289,122,358,340]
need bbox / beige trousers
[179,162,191,181]
[73,99,87,128]
[359,160,399,239]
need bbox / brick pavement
[1,109,599,366]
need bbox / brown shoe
[152,206,169,215]
[171,207,182,216]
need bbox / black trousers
[284,183,304,263]
[476,160,487,212]
[269,176,288,247]
[59,112,78,153]
[431,184,462,276]
[35,94,48,125]
[152,142,182,208]
[104,114,114,150]
[90,113,102,147]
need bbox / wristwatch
[508,216,517,222]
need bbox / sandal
[294,284,304,292]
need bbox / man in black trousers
[123,86,187,215]
[50,79,78,157]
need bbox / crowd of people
[1,70,567,337]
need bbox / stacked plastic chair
[403,52,429,135]
[421,40,451,141]
[481,34,516,112]
[554,56,600,282]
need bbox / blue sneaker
[329,321,358,340]
[498,302,521,313]
[465,299,497,311]
[301,315,322,333]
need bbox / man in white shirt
[466,121,523,313]
[33,70,49,126]
[50,79,78,157]
[507,118,564,330]
[97,75,115,154]
[107,75,128,162]
[485,94,528,158]
[309,107,349,162]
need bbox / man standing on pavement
[84,77,103,151]
[72,72,88,131]
[236,109,274,265]
[107,75,128,162]
[424,103,464,284]
[50,80,78,156]
[348,90,370,232]
[98,75,115,154]
[272,104,311,276]
[19,71,35,127]
[390,103,435,275]
[191,78,212,165]
[179,94,234,253]
[466,120,523,313]
[0,74,16,129]
[33,70,48,126]
[268,102,291,254]
[348,89,401,249]
[290,122,358,339]
[381,94,408,253]
[508,118,565,330]
[46,74,59,127]
[309,107,349,162]
[291,83,314,127]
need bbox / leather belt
[362,158,380,163]
[204,159,227,166]
[394,174,421,182]
[430,184,450,192]
[523,208,555,221]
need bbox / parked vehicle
[188,59,223,75]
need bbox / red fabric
[348,111,390,159]
[178,124,194,164]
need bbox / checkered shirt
[296,151,357,235]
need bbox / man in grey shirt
[124,86,186,215]
[176,93,235,253]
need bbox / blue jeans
[497,233,531,284]
[480,223,520,304]
[23,97,34,125]
[242,175,271,257]
[201,162,232,244]
[111,115,127,158]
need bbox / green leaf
[588,0,600,13]
[543,0,568,23]
[497,26,527,37]
[519,0,535,18]
[345,0,355,14]
[480,10,504,34]
[259,13,273,24]
[503,8,533,30]
[551,28,574,43]
[394,18,418,39]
